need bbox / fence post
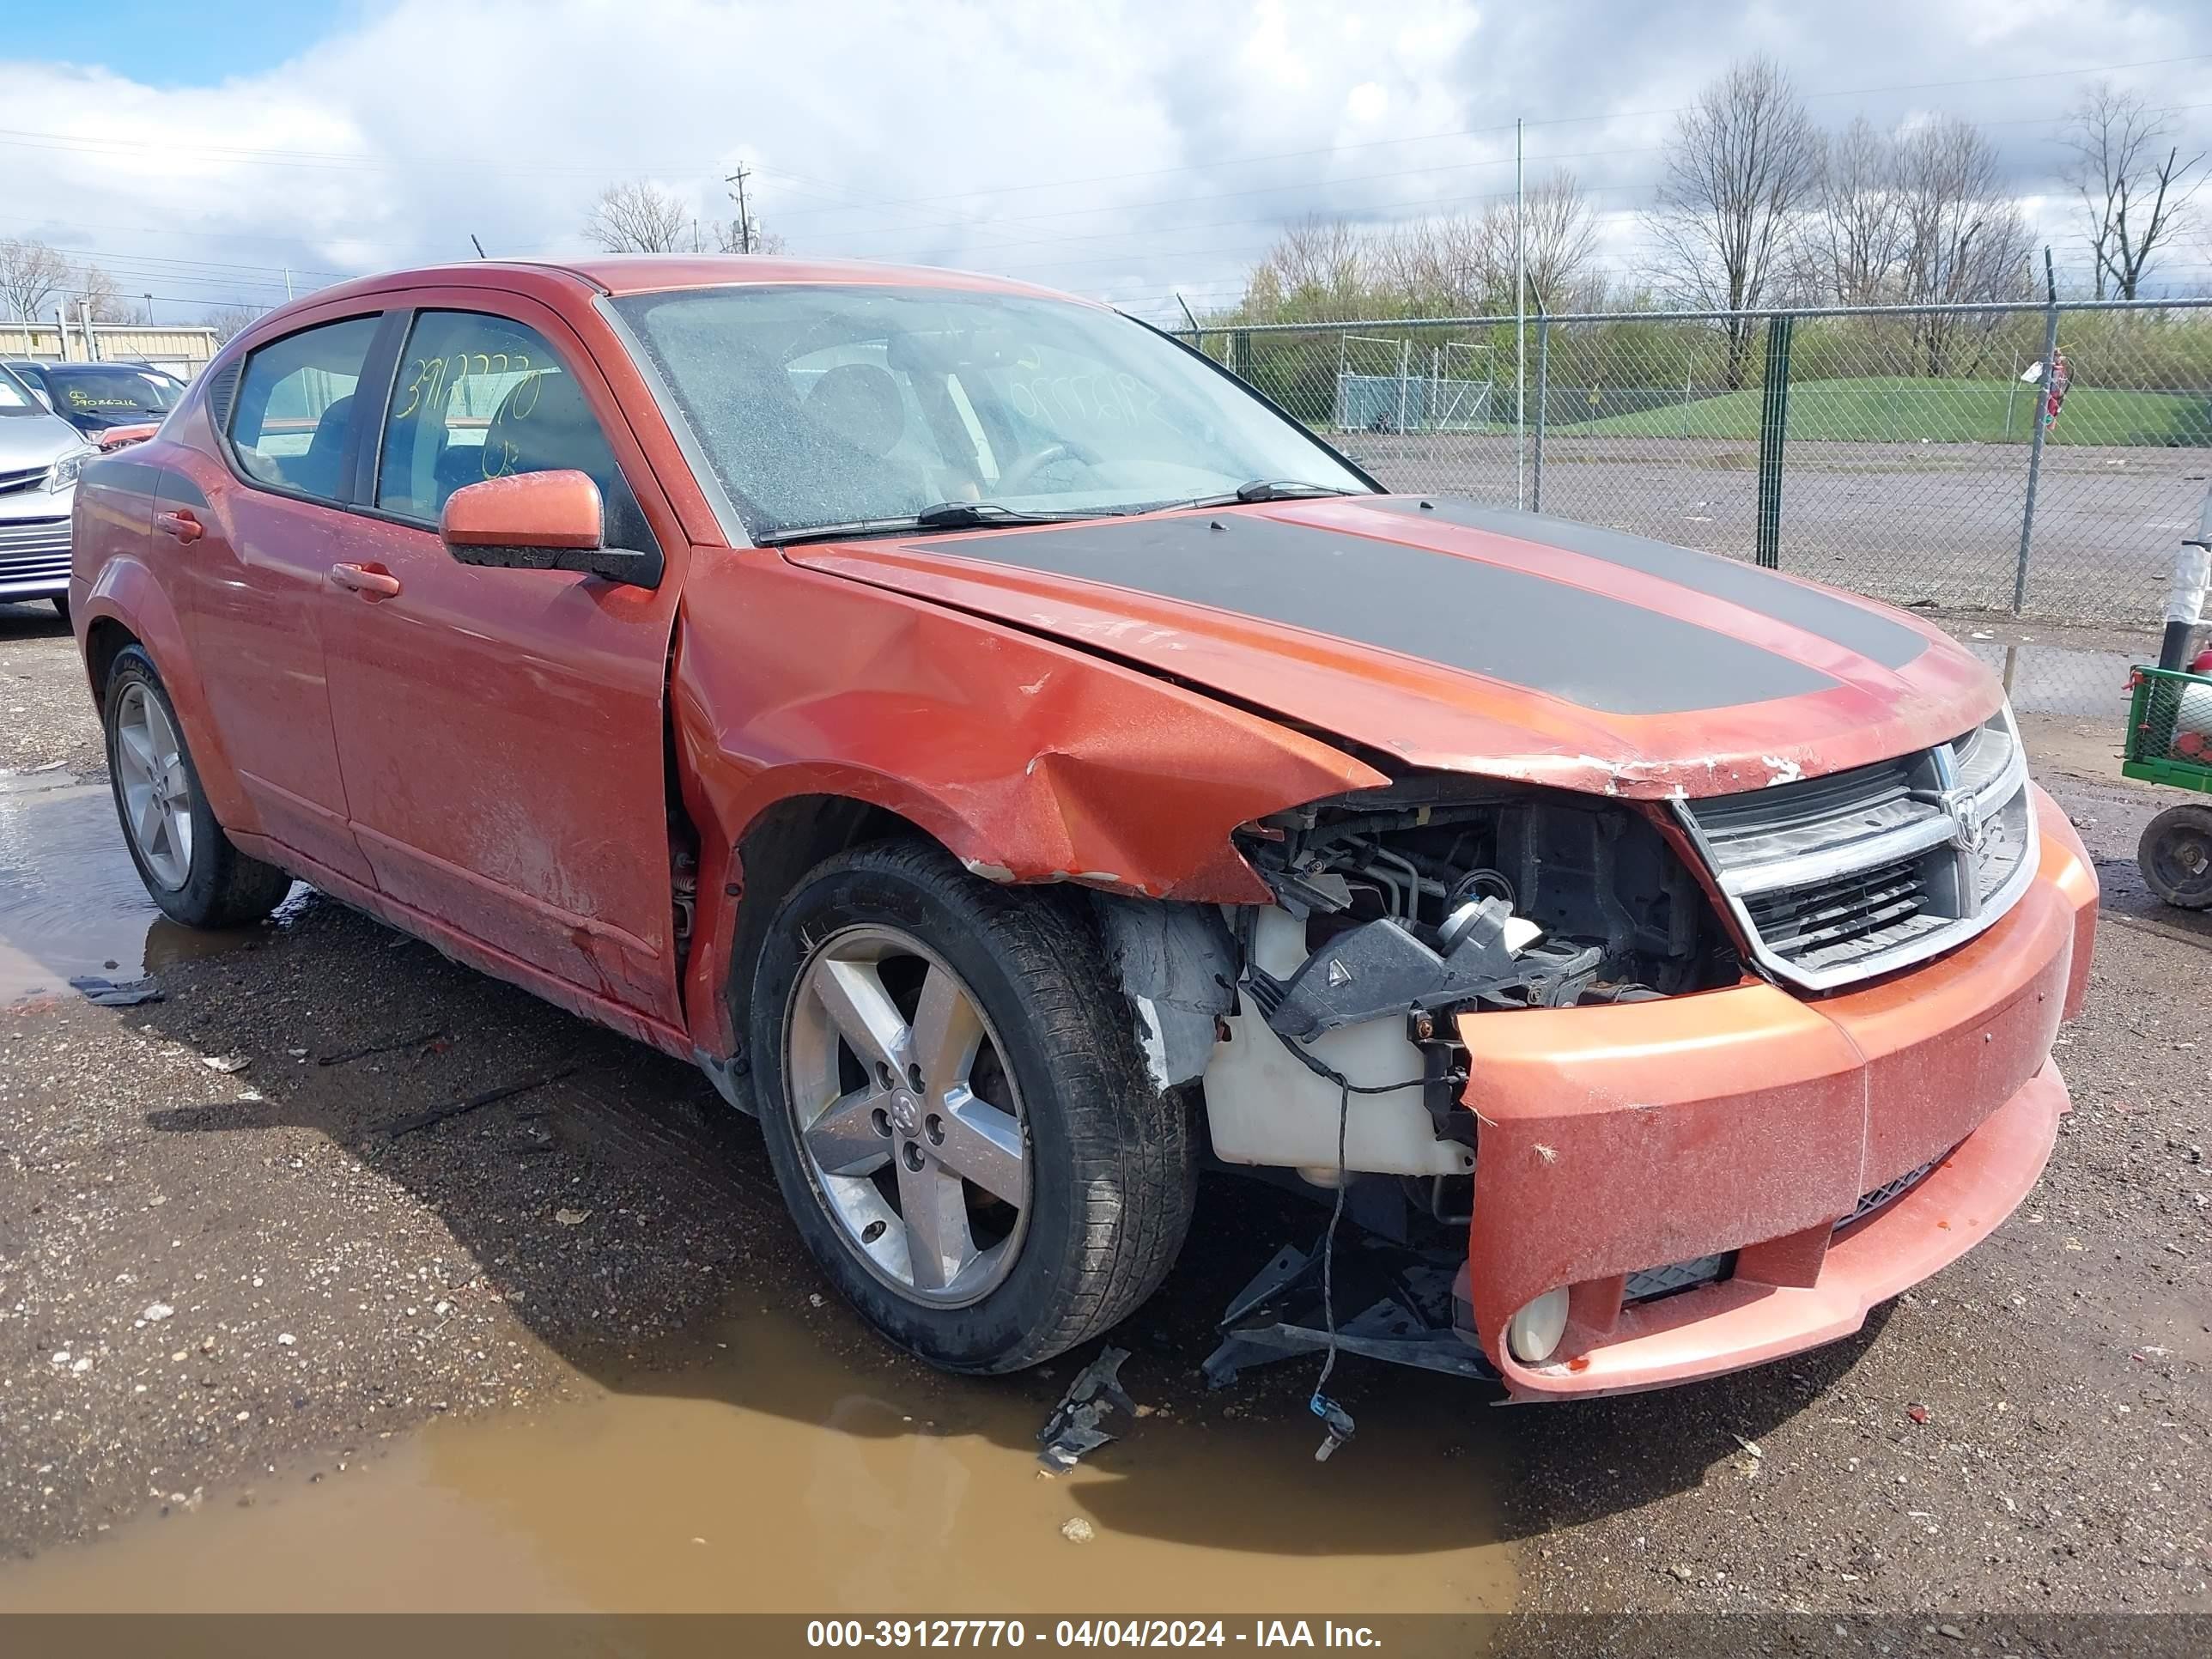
[1754,315,1795,569]
[2012,249,2061,617]
[1396,337,1411,434]
[1532,310,1550,514]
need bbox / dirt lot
[0,597,2206,1627]
[1334,430,2212,630]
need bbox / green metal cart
[2123,664,2212,908]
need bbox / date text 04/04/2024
[804,1620,1385,1648]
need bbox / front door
[168,310,386,886]
[319,296,687,1024]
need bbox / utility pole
[143,292,154,325]
[1515,116,1526,513]
[724,167,756,254]
[283,267,295,301]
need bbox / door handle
[329,562,402,599]
[155,509,204,544]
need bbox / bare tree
[1890,116,2033,373]
[1480,170,1601,311]
[2061,81,2203,299]
[1801,117,1907,304]
[76,264,137,323]
[0,238,71,321]
[1644,55,1821,385]
[710,218,786,255]
[583,179,698,253]
[1366,212,1483,310]
[200,304,264,344]
[1243,214,1370,319]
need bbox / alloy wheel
[785,925,1030,1306]
[114,682,193,890]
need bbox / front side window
[611,285,1369,540]
[374,309,653,550]
[228,316,381,502]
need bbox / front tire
[748,841,1195,1373]
[103,645,292,929]
[50,595,70,623]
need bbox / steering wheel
[997,441,1085,495]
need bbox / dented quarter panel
[671,549,1385,1050]
[787,495,1998,800]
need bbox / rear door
[167,308,389,885]
[319,294,688,1023]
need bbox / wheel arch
[78,563,256,831]
[690,781,949,1064]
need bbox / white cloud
[0,0,2204,325]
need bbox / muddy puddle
[0,769,264,1002]
[0,1305,1515,1615]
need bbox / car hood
[0,410,87,470]
[781,495,2000,801]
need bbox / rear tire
[2140,803,2212,909]
[103,644,293,929]
[747,840,1195,1373]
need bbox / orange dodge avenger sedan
[70,257,2096,1401]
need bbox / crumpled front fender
[670,552,1384,1051]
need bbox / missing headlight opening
[1168,774,1745,1393]
[1203,775,1739,1171]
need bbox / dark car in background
[3,362,185,440]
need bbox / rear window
[228,317,382,503]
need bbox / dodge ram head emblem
[1941,787,1987,855]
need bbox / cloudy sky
[5,0,2209,325]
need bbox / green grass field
[1559,375,2211,447]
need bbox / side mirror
[32,389,52,411]
[439,470,659,588]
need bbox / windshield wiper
[1171,480,1367,510]
[761,501,1120,547]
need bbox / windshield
[52,367,180,416]
[611,285,1368,540]
[0,363,43,416]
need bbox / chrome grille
[0,516,71,592]
[0,464,48,497]
[1677,707,2037,992]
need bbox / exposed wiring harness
[1276,1030,1425,1462]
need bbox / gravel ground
[0,596,2205,1620]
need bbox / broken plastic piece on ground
[1202,1238,1496,1389]
[67,974,164,1007]
[1036,1346,1137,1472]
[1310,1393,1357,1462]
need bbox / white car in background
[0,362,97,621]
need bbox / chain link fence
[1187,298,2212,722]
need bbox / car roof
[256,254,1106,320]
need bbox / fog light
[1506,1287,1571,1364]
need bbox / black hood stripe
[919,511,1838,717]
[1369,496,1927,672]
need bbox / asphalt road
[0,599,2205,1629]
[1332,431,2212,629]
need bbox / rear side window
[374,309,654,551]
[228,316,381,503]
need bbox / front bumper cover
[1459,783,2097,1401]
